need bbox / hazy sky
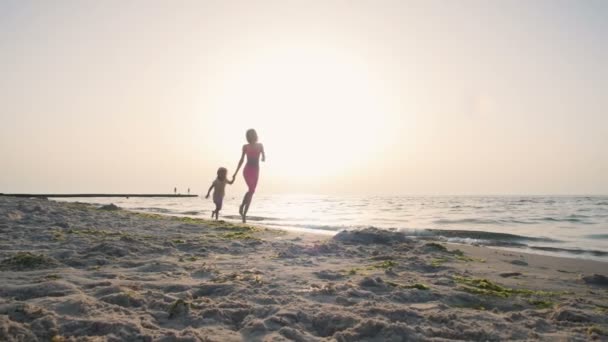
[1,1,607,195]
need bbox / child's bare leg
[215,202,221,220]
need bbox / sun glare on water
[205,46,401,184]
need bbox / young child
[205,167,235,220]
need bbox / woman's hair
[217,167,228,181]
[246,129,258,143]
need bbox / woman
[233,129,265,223]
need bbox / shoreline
[1,197,607,341]
[53,195,608,263]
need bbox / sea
[56,195,608,262]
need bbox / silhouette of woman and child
[205,129,265,222]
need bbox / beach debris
[581,274,608,287]
[510,259,529,266]
[7,210,24,221]
[98,203,120,211]
[168,299,190,318]
[0,252,58,271]
[100,292,143,308]
[310,282,337,295]
[550,308,591,323]
[333,227,408,245]
[314,270,346,280]
[54,221,70,228]
[499,272,523,278]
[386,281,430,290]
[588,325,608,337]
[359,276,386,288]
[424,242,448,252]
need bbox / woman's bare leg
[240,192,253,223]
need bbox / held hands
[205,194,209,199]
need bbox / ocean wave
[528,246,608,257]
[133,207,175,214]
[539,217,590,224]
[405,229,560,243]
[433,218,502,225]
[586,234,608,239]
[263,222,348,231]
[432,218,537,225]
[222,215,281,222]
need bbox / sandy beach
[1,197,607,341]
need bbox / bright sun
[206,45,399,184]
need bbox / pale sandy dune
[1,197,607,341]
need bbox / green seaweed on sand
[341,267,368,276]
[45,274,62,280]
[372,260,398,269]
[594,304,608,314]
[406,283,430,290]
[213,221,263,233]
[0,252,56,270]
[175,216,211,225]
[52,231,65,241]
[66,228,123,238]
[220,231,259,240]
[172,239,186,244]
[454,275,558,298]
[527,299,554,309]
[588,325,608,336]
[178,255,198,262]
[430,257,449,267]
[347,268,360,275]
[168,299,190,318]
[134,212,261,230]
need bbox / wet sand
[1,197,607,341]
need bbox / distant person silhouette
[188,188,190,195]
[174,187,177,195]
[233,129,265,223]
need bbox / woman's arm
[260,143,266,162]
[233,145,246,178]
